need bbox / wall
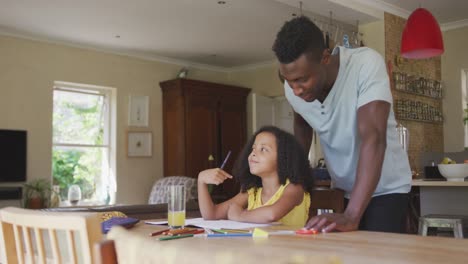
[441,26,468,152]
[384,13,443,171]
[359,20,385,58]
[228,65,283,136]
[228,64,283,97]
[0,35,230,205]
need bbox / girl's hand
[198,168,233,185]
[227,203,243,221]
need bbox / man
[272,16,411,233]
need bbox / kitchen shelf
[392,71,443,99]
[396,116,443,124]
[394,88,442,100]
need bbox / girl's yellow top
[247,179,310,226]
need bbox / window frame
[52,81,117,205]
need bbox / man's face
[279,52,327,102]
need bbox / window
[52,81,116,205]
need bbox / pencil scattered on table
[158,234,195,241]
[156,227,303,241]
[205,233,253,238]
[149,228,170,237]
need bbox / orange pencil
[149,228,171,237]
[167,228,204,236]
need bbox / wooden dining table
[113,221,468,264]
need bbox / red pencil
[149,228,171,237]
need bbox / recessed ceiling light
[292,13,297,17]
[115,35,120,38]
[218,1,226,4]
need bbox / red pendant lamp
[401,8,444,59]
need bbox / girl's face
[248,132,278,178]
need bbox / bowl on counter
[437,164,468,182]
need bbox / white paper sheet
[145,218,275,229]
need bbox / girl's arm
[197,168,248,220]
[227,183,304,223]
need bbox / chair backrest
[0,206,102,264]
[309,188,345,217]
[94,240,117,264]
[148,176,197,204]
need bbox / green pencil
[158,234,194,241]
[219,228,251,233]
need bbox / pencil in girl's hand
[220,150,232,169]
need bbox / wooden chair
[0,206,102,264]
[309,188,345,217]
[94,240,117,264]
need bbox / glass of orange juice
[168,185,186,229]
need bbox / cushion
[148,176,197,204]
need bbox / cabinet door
[186,93,218,178]
[217,96,247,199]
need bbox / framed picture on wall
[128,95,149,127]
[127,131,152,157]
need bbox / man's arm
[343,100,389,225]
[293,111,313,154]
[305,100,389,232]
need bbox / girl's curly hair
[232,126,314,194]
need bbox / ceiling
[0,0,467,70]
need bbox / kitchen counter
[412,179,468,216]
[412,179,468,186]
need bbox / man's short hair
[272,16,325,64]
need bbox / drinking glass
[167,185,186,229]
[68,184,82,206]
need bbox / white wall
[359,20,385,57]
[0,35,230,205]
[441,26,468,152]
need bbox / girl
[197,126,313,226]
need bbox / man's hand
[305,213,360,232]
[198,168,233,185]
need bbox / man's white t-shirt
[284,46,411,198]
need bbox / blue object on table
[101,217,140,234]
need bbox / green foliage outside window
[52,150,94,200]
[52,90,106,201]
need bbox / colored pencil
[220,150,232,169]
[149,228,171,237]
[219,228,251,233]
[158,234,194,241]
[204,228,215,234]
[166,228,203,236]
[207,233,252,237]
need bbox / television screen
[0,129,27,182]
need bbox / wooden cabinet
[160,78,250,199]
